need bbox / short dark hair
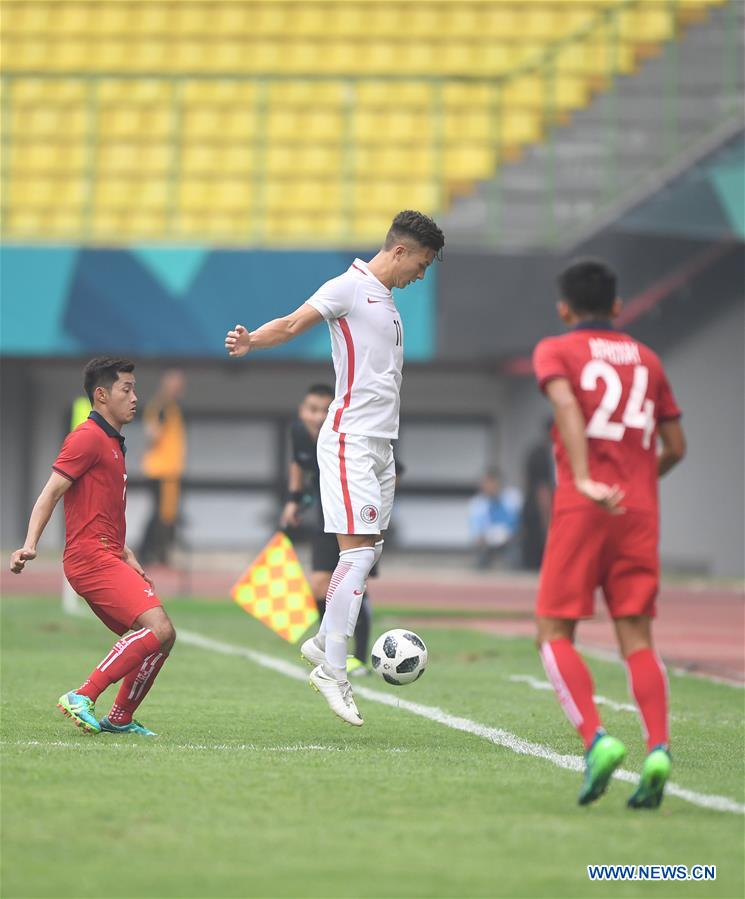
[558,259,617,315]
[83,357,135,403]
[305,383,334,399]
[384,210,445,257]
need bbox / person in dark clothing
[521,420,555,570]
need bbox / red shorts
[64,552,162,636]
[537,507,659,620]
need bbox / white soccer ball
[371,629,428,686]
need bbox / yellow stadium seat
[264,211,345,240]
[176,211,253,240]
[353,211,397,242]
[291,4,329,37]
[354,110,433,144]
[11,106,87,138]
[354,179,440,214]
[98,106,172,140]
[443,109,493,143]
[268,80,345,108]
[3,40,51,70]
[356,80,433,108]
[53,3,96,35]
[181,145,256,177]
[179,179,252,213]
[96,178,168,210]
[500,110,542,147]
[182,107,257,141]
[12,79,87,104]
[11,143,87,174]
[251,5,289,36]
[98,80,172,104]
[2,1,48,33]
[266,108,343,143]
[266,144,342,177]
[443,144,495,180]
[9,176,86,208]
[265,179,341,213]
[97,143,172,175]
[353,145,436,179]
[442,82,495,108]
[183,80,257,106]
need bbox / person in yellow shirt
[138,370,187,566]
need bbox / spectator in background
[468,468,522,569]
[138,369,187,567]
[520,419,555,570]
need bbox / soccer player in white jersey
[225,210,445,726]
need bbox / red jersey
[52,412,128,566]
[533,323,681,515]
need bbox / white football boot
[300,635,326,668]
[309,666,363,726]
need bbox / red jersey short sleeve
[53,426,101,482]
[533,337,571,391]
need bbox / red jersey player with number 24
[532,259,685,809]
[10,358,176,737]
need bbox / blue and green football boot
[57,691,101,735]
[99,716,158,736]
[578,732,627,805]
[627,746,671,810]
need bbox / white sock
[322,546,376,680]
[346,540,384,637]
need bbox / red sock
[541,638,602,749]
[626,648,669,751]
[108,650,168,725]
[77,628,162,702]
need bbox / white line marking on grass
[2,740,408,754]
[578,643,745,689]
[179,630,745,816]
[510,674,640,714]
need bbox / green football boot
[57,691,101,735]
[627,746,672,810]
[578,732,627,806]
[99,716,158,737]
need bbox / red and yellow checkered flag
[230,532,318,643]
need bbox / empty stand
[0,0,729,243]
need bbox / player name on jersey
[589,338,642,366]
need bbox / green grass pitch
[1,595,743,899]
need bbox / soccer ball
[371,629,428,686]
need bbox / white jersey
[306,258,403,439]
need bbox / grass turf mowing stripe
[178,629,745,816]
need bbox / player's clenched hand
[574,478,625,513]
[225,324,252,358]
[280,501,302,529]
[10,547,36,574]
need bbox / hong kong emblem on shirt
[360,504,379,524]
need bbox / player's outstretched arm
[225,303,324,357]
[657,419,686,477]
[545,378,625,513]
[9,472,72,573]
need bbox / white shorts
[317,423,396,535]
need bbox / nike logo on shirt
[367,298,382,304]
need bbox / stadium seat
[1,0,726,243]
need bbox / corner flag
[230,532,318,643]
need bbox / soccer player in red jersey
[532,260,686,808]
[9,358,176,736]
